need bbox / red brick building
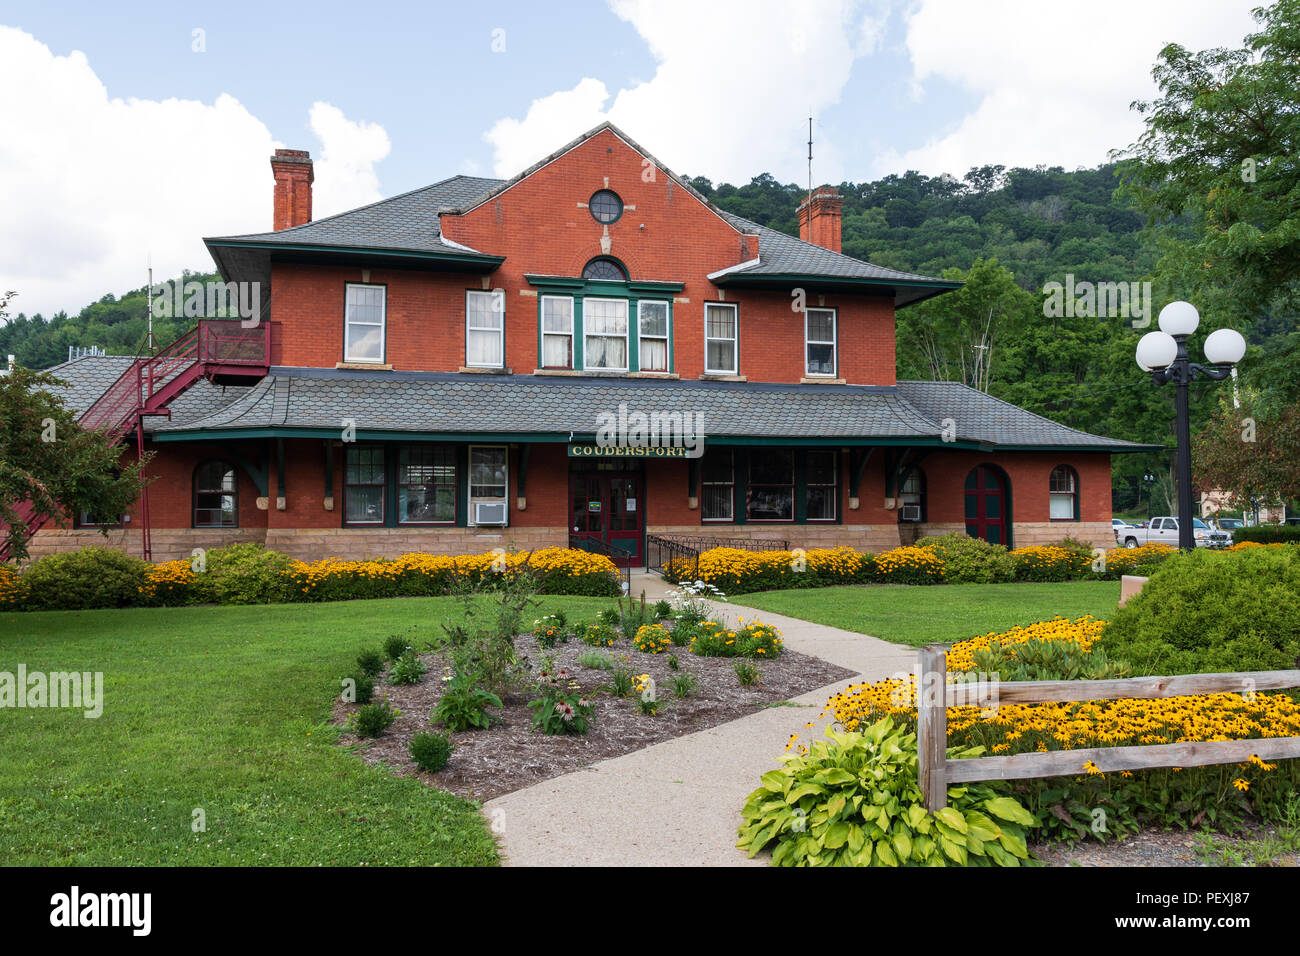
[34,124,1148,565]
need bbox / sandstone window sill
[698,373,747,382]
[801,377,846,385]
[336,362,393,370]
[459,366,514,374]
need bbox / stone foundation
[263,526,568,560]
[1012,521,1113,549]
[26,525,569,563]
[26,527,268,563]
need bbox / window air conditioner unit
[900,505,922,522]
[473,501,508,526]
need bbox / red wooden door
[570,473,644,567]
[964,466,1008,545]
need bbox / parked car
[1208,517,1244,541]
[1117,515,1231,549]
[1111,518,1137,543]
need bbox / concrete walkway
[483,574,916,866]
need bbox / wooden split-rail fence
[915,643,1300,811]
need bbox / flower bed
[4,544,621,611]
[661,539,1194,594]
[814,616,1300,843]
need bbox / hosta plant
[737,718,1040,867]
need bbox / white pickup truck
[1117,516,1231,549]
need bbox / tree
[0,359,148,562]
[1193,395,1300,507]
[1116,0,1300,409]
[897,257,1037,391]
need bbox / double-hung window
[466,290,504,367]
[1049,466,1078,520]
[638,301,670,372]
[398,446,456,524]
[584,298,628,371]
[541,296,574,369]
[747,449,794,521]
[705,303,738,374]
[805,307,837,376]
[193,460,238,528]
[344,447,386,525]
[805,451,838,520]
[701,449,734,521]
[344,284,385,364]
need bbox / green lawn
[0,594,609,866]
[732,581,1120,646]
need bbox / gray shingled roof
[44,355,255,426]
[204,123,954,299]
[44,357,1151,450]
[113,365,1143,450]
[208,175,503,256]
[895,380,1149,449]
[148,368,938,439]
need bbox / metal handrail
[644,533,790,576]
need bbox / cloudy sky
[0,0,1261,318]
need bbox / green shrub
[203,543,292,605]
[1232,525,1300,544]
[22,547,149,610]
[916,533,1015,584]
[350,699,399,737]
[737,720,1039,866]
[382,634,411,661]
[432,674,502,730]
[355,647,384,677]
[344,670,375,704]
[671,671,697,698]
[652,599,673,619]
[1102,546,1300,675]
[597,608,621,627]
[410,731,454,772]
[388,649,428,685]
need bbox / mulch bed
[333,632,855,802]
[1033,825,1300,867]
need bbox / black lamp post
[1142,471,1155,521]
[1136,302,1246,551]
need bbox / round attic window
[588,189,623,224]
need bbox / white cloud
[0,27,389,319]
[483,0,878,184]
[875,0,1261,177]
[308,102,390,217]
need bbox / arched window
[194,460,238,528]
[899,467,926,522]
[1049,465,1078,521]
[581,257,627,281]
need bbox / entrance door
[964,465,1009,545]
[570,472,644,567]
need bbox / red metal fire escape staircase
[2,320,275,562]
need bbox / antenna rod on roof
[807,115,813,206]
[146,257,154,353]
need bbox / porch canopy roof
[45,362,1157,452]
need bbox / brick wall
[265,128,897,386]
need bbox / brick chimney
[797,186,843,253]
[271,148,314,231]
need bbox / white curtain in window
[584,299,628,369]
[467,292,503,366]
[542,297,573,367]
